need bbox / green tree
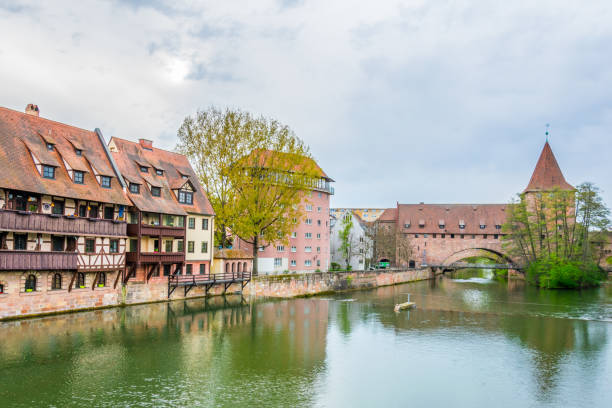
[177,107,319,275]
[338,213,354,269]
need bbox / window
[201,241,208,253]
[101,176,111,188]
[104,206,114,220]
[472,235,476,239]
[415,234,419,238]
[98,272,106,287]
[290,260,296,267]
[186,264,193,275]
[306,204,313,212]
[74,171,84,184]
[188,241,194,253]
[46,142,54,151]
[439,224,445,230]
[480,224,486,229]
[317,260,321,266]
[177,240,184,252]
[79,205,87,217]
[441,234,446,238]
[42,165,55,179]
[76,273,85,289]
[130,239,138,252]
[0,283,5,294]
[291,232,297,238]
[317,207,322,212]
[85,239,95,253]
[317,220,321,226]
[140,166,148,173]
[459,224,465,230]
[450,234,455,238]
[155,169,163,176]
[51,236,64,252]
[277,245,284,251]
[306,218,312,225]
[52,200,64,215]
[291,246,297,252]
[305,246,312,253]
[404,223,411,228]
[258,246,264,252]
[178,190,193,204]
[317,247,320,253]
[188,217,195,229]
[424,234,428,238]
[163,264,171,276]
[25,274,36,292]
[109,239,119,253]
[483,234,488,239]
[199,264,206,275]
[151,186,161,197]
[14,233,27,250]
[316,233,321,239]
[305,233,312,239]
[75,149,82,156]
[495,225,502,230]
[274,258,282,267]
[164,240,173,252]
[178,216,185,227]
[129,183,140,194]
[89,205,98,218]
[461,234,465,239]
[52,273,62,290]
[433,233,437,238]
[202,218,209,230]
[494,234,499,239]
[305,260,312,267]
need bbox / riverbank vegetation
[502,183,610,289]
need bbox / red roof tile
[110,137,214,216]
[0,106,129,205]
[397,203,507,234]
[524,142,573,192]
[378,208,398,222]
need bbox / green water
[1,270,611,407]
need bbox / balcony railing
[0,250,78,271]
[126,223,185,237]
[126,251,185,264]
[0,209,126,237]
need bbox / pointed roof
[524,142,573,193]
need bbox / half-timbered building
[0,105,130,319]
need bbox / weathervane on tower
[545,123,550,142]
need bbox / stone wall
[244,269,432,298]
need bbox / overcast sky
[1,0,611,209]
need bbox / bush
[330,262,341,271]
[526,256,605,289]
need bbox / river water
[1,270,611,407]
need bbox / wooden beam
[67,271,77,292]
[146,263,159,282]
[114,268,123,289]
[91,271,100,290]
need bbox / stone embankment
[244,268,433,298]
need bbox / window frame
[42,165,55,179]
[85,238,95,253]
[109,239,119,254]
[73,171,84,184]
[100,176,111,189]
[151,186,161,197]
[129,183,140,194]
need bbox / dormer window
[42,165,55,179]
[178,190,193,204]
[74,171,84,184]
[480,224,486,229]
[140,166,148,173]
[129,183,140,194]
[182,174,188,179]
[495,224,502,230]
[438,220,445,229]
[155,169,163,176]
[459,220,465,229]
[101,176,111,188]
[46,143,54,151]
[75,149,82,156]
[404,222,411,228]
[151,186,161,197]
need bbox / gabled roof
[0,106,129,205]
[524,142,573,193]
[110,137,214,216]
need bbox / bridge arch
[440,247,516,267]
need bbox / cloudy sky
[1,0,611,208]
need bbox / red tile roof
[0,106,129,205]
[110,137,214,216]
[524,142,573,192]
[243,149,333,181]
[397,203,507,234]
[214,248,253,259]
[377,208,398,222]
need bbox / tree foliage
[177,107,319,275]
[502,182,610,288]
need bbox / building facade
[330,208,385,222]
[330,209,372,270]
[0,105,131,319]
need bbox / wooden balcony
[0,209,126,237]
[0,251,78,271]
[126,224,185,238]
[126,251,184,264]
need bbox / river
[1,270,611,407]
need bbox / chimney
[139,139,153,150]
[25,104,39,117]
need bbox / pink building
[235,156,334,274]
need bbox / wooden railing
[0,209,126,237]
[0,251,78,270]
[126,251,185,264]
[126,223,184,237]
[169,272,251,286]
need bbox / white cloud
[1,0,611,208]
